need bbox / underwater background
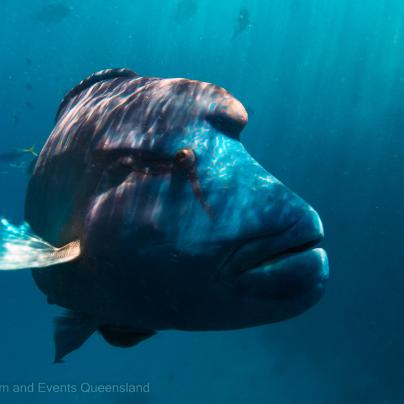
[0,0,403,403]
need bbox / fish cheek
[84,181,170,271]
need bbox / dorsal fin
[55,68,139,122]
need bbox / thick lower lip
[244,247,328,276]
[237,238,322,274]
[236,248,329,303]
[220,209,326,279]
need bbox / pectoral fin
[54,311,97,363]
[0,218,80,270]
[54,319,156,363]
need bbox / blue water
[0,0,403,403]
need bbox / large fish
[0,68,329,362]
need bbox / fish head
[82,77,328,329]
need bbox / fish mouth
[235,248,328,307]
[236,238,323,275]
[220,209,329,304]
[220,209,328,279]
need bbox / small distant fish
[233,7,251,39]
[0,145,38,165]
[34,3,71,24]
[25,83,33,91]
[25,57,32,66]
[0,146,38,175]
[8,160,37,176]
[173,0,198,23]
[9,161,27,169]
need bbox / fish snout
[222,207,325,277]
[238,248,329,311]
[220,203,329,318]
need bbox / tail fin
[0,218,80,270]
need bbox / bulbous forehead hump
[42,72,248,160]
[98,77,248,139]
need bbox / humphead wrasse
[0,68,329,362]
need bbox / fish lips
[235,248,328,304]
[219,211,329,302]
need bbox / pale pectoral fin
[0,218,80,270]
[54,311,97,363]
[98,326,156,348]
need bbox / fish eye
[118,156,135,169]
[174,148,196,170]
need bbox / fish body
[0,68,328,361]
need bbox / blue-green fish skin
[7,68,328,360]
